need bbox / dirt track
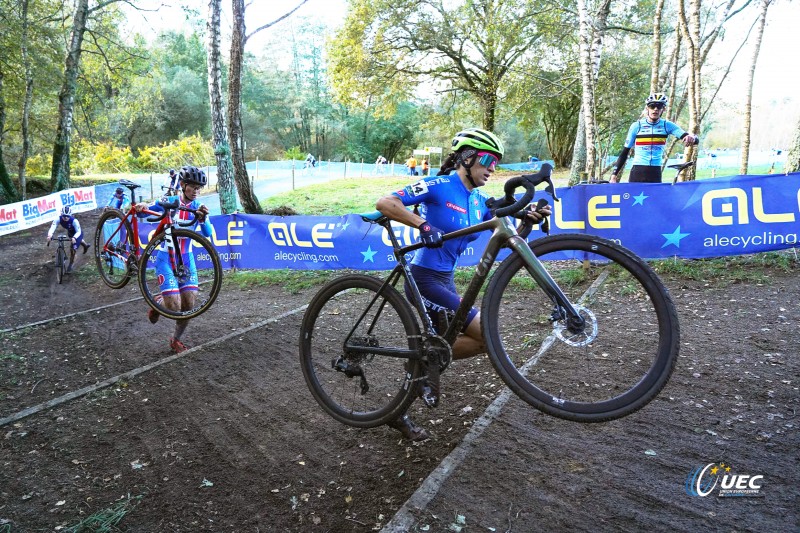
[1,209,798,532]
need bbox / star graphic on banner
[340,220,350,231]
[361,246,377,262]
[661,226,690,248]
[632,192,649,206]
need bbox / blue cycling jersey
[623,118,687,167]
[106,193,128,209]
[392,172,492,271]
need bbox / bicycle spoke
[300,275,421,427]
[484,235,678,422]
[139,229,222,320]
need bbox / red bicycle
[94,179,222,320]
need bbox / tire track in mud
[0,305,308,427]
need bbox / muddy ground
[0,209,797,532]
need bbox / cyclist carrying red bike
[46,205,90,273]
[135,166,212,353]
[375,128,551,440]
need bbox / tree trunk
[50,0,89,192]
[677,0,701,180]
[206,0,237,213]
[17,0,33,200]
[651,0,666,92]
[227,0,262,214]
[0,68,20,202]
[739,0,770,175]
[569,112,587,185]
[577,0,597,180]
[785,118,800,174]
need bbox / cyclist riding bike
[135,166,212,353]
[162,168,181,199]
[610,93,700,183]
[46,205,90,273]
[374,127,551,440]
[104,187,129,210]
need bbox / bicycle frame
[100,201,173,268]
[345,215,584,363]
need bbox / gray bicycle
[299,164,679,427]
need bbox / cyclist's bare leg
[452,311,486,360]
[172,291,197,340]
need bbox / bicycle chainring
[553,305,598,347]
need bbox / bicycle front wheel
[299,274,423,428]
[95,209,134,289]
[483,234,679,422]
[56,247,66,284]
[138,229,222,320]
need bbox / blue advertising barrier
[130,172,800,270]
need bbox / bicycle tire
[482,234,679,422]
[95,209,135,289]
[138,229,222,320]
[56,247,66,284]
[299,274,423,428]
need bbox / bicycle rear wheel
[482,234,679,422]
[299,274,423,428]
[95,209,135,289]
[138,229,222,320]
[56,247,66,284]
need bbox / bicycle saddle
[118,178,141,190]
[667,161,695,171]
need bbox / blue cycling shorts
[404,264,478,334]
[154,250,198,296]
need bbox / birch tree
[228,0,308,214]
[577,0,597,180]
[569,0,611,184]
[206,0,237,213]
[786,119,800,173]
[738,0,771,175]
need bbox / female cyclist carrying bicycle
[134,166,211,353]
[375,128,551,440]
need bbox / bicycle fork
[506,235,586,334]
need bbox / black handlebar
[145,200,205,226]
[492,163,559,218]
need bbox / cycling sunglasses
[476,151,499,170]
[647,103,665,110]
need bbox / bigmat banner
[129,172,800,271]
[0,187,97,236]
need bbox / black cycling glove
[418,221,444,248]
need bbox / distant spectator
[305,153,317,169]
[422,158,430,176]
[405,155,418,176]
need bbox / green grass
[224,268,343,293]
[260,169,572,215]
[651,250,798,283]
[65,494,142,533]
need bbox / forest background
[0,0,798,211]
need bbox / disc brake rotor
[553,305,598,347]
